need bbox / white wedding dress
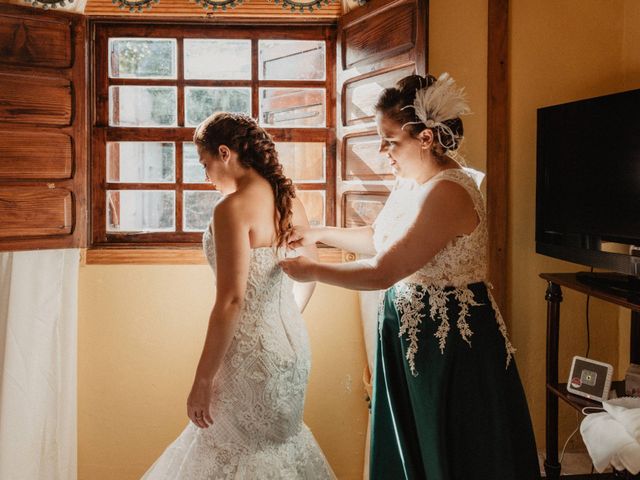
[141,217,336,479]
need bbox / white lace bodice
[142,212,335,479]
[372,168,515,376]
[372,168,488,288]
[201,223,312,444]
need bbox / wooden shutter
[336,0,427,238]
[0,4,87,252]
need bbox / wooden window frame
[90,21,337,250]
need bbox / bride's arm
[290,197,317,313]
[188,195,250,428]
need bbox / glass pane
[109,38,177,79]
[107,142,175,183]
[109,86,177,127]
[344,192,389,228]
[276,142,325,183]
[344,134,394,180]
[296,190,325,227]
[183,142,207,184]
[259,40,325,80]
[185,87,251,127]
[344,65,415,125]
[184,39,251,80]
[260,88,325,128]
[183,191,223,232]
[107,190,175,232]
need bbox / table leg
[631,311,640,365]
[544,281,562,479]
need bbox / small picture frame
[567,356,613,402]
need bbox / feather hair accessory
[402,72,471,150]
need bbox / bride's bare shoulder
[213,193,246,224]
[217,179,275,226]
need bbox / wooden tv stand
[540,272,640,480]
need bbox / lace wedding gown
[141,218,336,480]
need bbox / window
[92,24,336,247]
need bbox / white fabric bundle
[580,396,640,474]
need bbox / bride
[141,112,335,479]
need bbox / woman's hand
[279,256,318,282]
[288,225,323,249]
[187,378,214,429]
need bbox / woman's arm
[187,195,250,428]
[289,225,376,256]
[281,180,479,291]
[320,226,376,255]
[290,197,317,313]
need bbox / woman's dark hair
[194,112,295,247]
[374,74,464,164]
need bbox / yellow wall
[623,0,640,89]
[429,0,488,174]
[78,266,367,480]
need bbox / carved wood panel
[0,187,72,238]
[341,0,417,70]
[0,15,71,68]
[0,74,72,126]
[0,4,87,252]
[336,0,427,230]
[0,131,73,180]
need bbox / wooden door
[0,4,87,251]
[336,0,427,241]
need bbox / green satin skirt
[370,282,540,480]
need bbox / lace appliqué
[487,283,516,369]
[392,282,516,376]
[373,169,517,376]
[392,282,481,376]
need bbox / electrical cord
[585,266,594,358]
[559,407,606,467]
[559,411,580,464]
[585,294,591,358]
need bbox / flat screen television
[536,89,640,280]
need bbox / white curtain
[0,249,79,480]
[358,290,382,480]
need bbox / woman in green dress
[280,73,540,479]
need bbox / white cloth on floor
[580,397,640,474]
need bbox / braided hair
[194,112,296,247]
[375,74,465,164]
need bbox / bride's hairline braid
[239,117,296,247]
[194,112,296,247]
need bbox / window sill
[82,246,348,265]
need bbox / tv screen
[536,89,640,277]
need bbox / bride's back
[236,175,279,250]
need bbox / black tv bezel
[535,89,640,278]
[535,241,640,277]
